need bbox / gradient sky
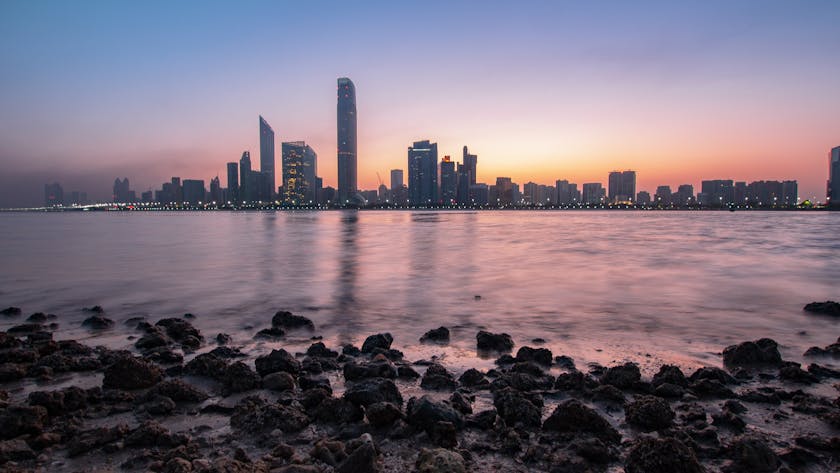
[1,0,839,206]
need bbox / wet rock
[184,353,228,380]
[224,361,261,393]
[779,363,819,384]
[344,377,403,407]
[0,333,20,350]
[144,394,176,415]
[543,399,620,443]
[254,327,285,339]
[0,363,26,382]
[7,323,44,334]
[738,389,781,404]
[361,333,393,353]
[311,438,347,466]
[712,410,746,432]
[208,346,246,359]
[397,364,420,379]
[310,396,364,424]
[156,318,203,348]
[420,327,450,343]
[336,434,380,473]
[429,421,457,448]
[298,387,331,410]
[26,312,49,323]
[689,366,736,384]
[231,396,310,434]
[515,346,552,366]
[807,362,840,378]
[555,370,598,392]
[300,375,331,392]
[555,355,576,370]
[125,420,187,448]
[28,386,87,415]
[592,384,626,404]
[727,434,778,472]
[803,300,840,316]
[600,362,641,389]
[407,395,464,432]
[103,356,162,390]
[466,409,498,430]
[369,347,403,361]
[82,315,115,329]
[458,368,490,388]
[449,391,473,415]
[263,372,296,391]
[136,331,170,350]
[84,305,105,313]
[307,341,339,358]
[343,359,397,381]
[652,364,688,387]
[625,395,675,431]
[420,363,458,390]
[67,424,129,457]
[0,438,36,463]
[0,405,47,440]
[476,330,514,352]
[272,310,315,330]
[150,379,208,403]
[255,349,300,376]
[342,344,362,356]
[415,447,466,473]
[274,466,320,473]
[689,379,736,398]
[493,387,542,428]
[654,382,686,398]
[722,338,782,367]
[365,401,404,427]
[625,436,704,473]
[216,333,232,345]
[0,307,21,316]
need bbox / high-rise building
[259,116,275,200]
[439,156,457,205]
[608,170,636,203]
[113,178,132,202]
[462,146,477,185]
[239,151,257,202]
[456,164,471,205]
[182,179,205,205]
[390,169,403,190]
[470,183,489,205]
[226,162,239,202]
[337,77,357,204]
[582,183,604,205]
[407,140,438,205]
[699,180,734,206]
[282,141,318,205]
[673,184,694,206]
[782,180,798,206]
[495,177,514,206]
[654,185,672,206]
[209,177,222,203]
[555,180,580,205]
[44,182,63,206]
[636,191,651,205]
[829,146,840,207]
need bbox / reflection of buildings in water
[258,212,277,283]
[406,212,439,320]
[281,212,318,307]
[334,212,359,337]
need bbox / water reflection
[333,211,359,343]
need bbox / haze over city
[1,0,839,207]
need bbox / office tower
[734,182,747,205]
[239,151,255,202]
[829,146,840,207]
[782,180,798,206]
[407,140,438,205]
[378,184,389,203]
[44,182,63,206]
[462,146,477,185]
[494,177,514,205]
[315,177,323,204]
[470,183,489,205]
[673,184,694,206]
[170,177,182,203]
[608,170,636,203]
[654,186,672,206]
[141,190,153,203]
[337,77,357,204]
[440,156,457,205]
[259,116,275,200]
[456,164,471,204]
[582,183,604,205]
[226,162,239,202]
[636,191,651,205]
[209,176,222,203]
[523,182,538,205]
[182,179,205,205]
[282,141,318,205]
[113,178,131,202]
[390,169,403,190]
[699,180,734,206]
[321,186,336,205]
[555,179,579,205]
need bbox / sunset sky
[1,1,839,206]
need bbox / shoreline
[1,307,839,472]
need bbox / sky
[1,0,839,206]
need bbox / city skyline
[2,2,840,207]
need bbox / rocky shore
[1,306,839,472]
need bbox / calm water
[1,210,839,373]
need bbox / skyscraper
[209,176,221,203]
[407,140,438,205]
[282,141,318,205]
[239,151,254,202]
[462,146,477,185]
[608,170,636,203]
[113,178,131,203]
[337,77,357,204]
[226,162,239,202]
[259,116,275,200]
[582,183,604,205]
[495,177,514,205]
[829,146,840,207]
[182,179,205,205]
[439,156,457,204]
[44,182,63,207]
[390,169,403,190]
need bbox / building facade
[337,77,358,204]
[259,116,275,201]
[281,141,318,205]
[407,140,438,205]
[829,146,840,207]
[440,156,457,204]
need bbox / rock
[779,363,819,384]
[274,466,321,473]
[727,435,778,472]
[300,375,331,392]
[263,372,296,391]
[0,405,47,440]
[458,368,489,388]
[271,310,315,330]
[0,363,26,382]
[136,331,170,350]
[689,379,736,398]
[397,365,420,379]
[342,344,362,356]
[344,378,403,407]
[365,401,404,427]
[689,366,736,384]
[592,384,626,403]
[155,318,203,347]
[420,327,450,343]
[144,394,176,415]
[476,330,514,352]
[82,315,115,329]
[407,395,464,432]
[343,359,397,381]
[103,356,162,390]
[722,338,783,367]
[712,410,746,432]
[255,349,300,376]
[125,421,186,448]
[84,305,105,313]
[7,323,44,334]
[336,434,380,473]
[0,438,36,463]
[652,365,688,387]
[310,396,364,424]
[307,342,339,358]
[493,387,542,428]
[516,346,552,366]
[224,361,261,393]
[0,307,22,316]
[216,333,232,345]
[311,438,347,466]
[254,327,285,339]
[542,399,620,443]
[231,396,310,433]
[429,421,457,448]
[449,391,473,415]
[184,353,228,380]
[555,370,598,391]
[625,395,675,431]
[625,436,704,473]
[67,424,129,457]
[807,363,840,378]
[600,362,641,388]
[361,333,393,353]
[654,383,687,398]
[466,409,498,430]
[415,448,466,473]
[555,355,576,370]
[28,386,87,415]
[26,312,49,323]
[420,363,458,390]
[803,300,840,316]
[208,346,246,359]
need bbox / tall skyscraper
[495,177,514,205]
[555,180,580,205]
[608,170,636,203]
[113,178,131,202]
[209,176,222,203]
[407,140,438,205]
[182,179,205,205]
[582,183,604,204]
[699,180,734,206]
[239,151,254,202]
[337,77,357,204]
[439,156,457,204]
[259,116,275,200]
[44,182,63,206]
[281,141,318,204]
[390,169,403,190]
[226,162,239,202]
[462,146,477,185]
[829,146,840,207]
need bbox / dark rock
[149,379,208,402]
[307,341,339,358]
[155,318,203,347]
[124,420,186,448]
[184,353,228,380]
[420,363,458,390]
[495,354,516,365]
[28,386,87,415]
[0,438,36,463]
[807,363,840,378]
[0,405,47,440]
[722,338,782,367]
[254,327,285,339]
[344,377,403,406]
[342,344,362,356]
[466,409,498,430]
[343,359,397,381]
[216,333,232,345]
[516,346,552,366]
[255,348,300,376]
[493,387,542,428]
[779,363,819,384]
[449,391,473,415]
[397,365,420,379]
[231,396,310,433]
[263,371,296,391]
[592,384,626,403]
[25,312,48,323]
[84,305,105,313]
[272,311,315,330]
[723,399,747,414]
[415,447,466,473]
[67,424,129,457]
[0,307,22,316]
[366,401,404,427]
[654,382,687,398]
[361,333,393,353]
[652,365,688,387]
[407,395,464,433]
[0,333,21,349]
[555,370,598,392]
[143,394,176,415]
[298,387,331,410]
[208,346,246,359]
[429,421,457,448]
[336,434,380,473]
[370,347,403,361]
[543,399,620,443]
[727,435,778,472]
[310,396,364,424]
[625,436,704,473]
[0,363,26,382]
[689,366,736,384]
[555,355,576,370]
[103,356,162,390]
[135,331,169,350]
[82,315,114,329]
[458,368,489,388]
[311,438,347,466]
[224,361,261,393]
[689,379,736,398]
[600,362,641,389]
[300,375,331,392]
[712,410,746,432]
[738,389,781,404]
[803,300,840,316]
[476,330,514,352]
[7,323,44,334]
[420,327,450,343]
[625,395,675,431]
